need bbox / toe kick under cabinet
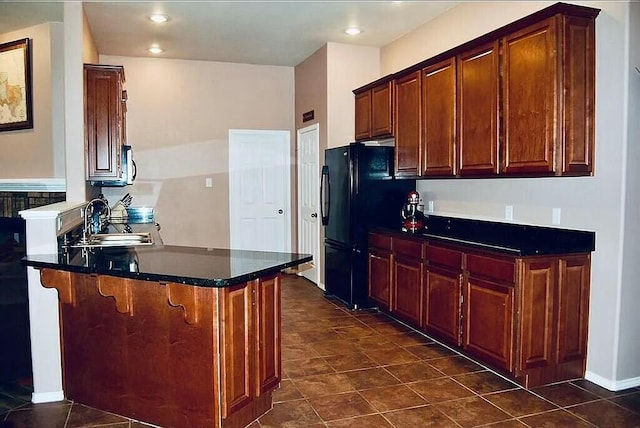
[368,231,591,388]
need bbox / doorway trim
[296,123,322,288]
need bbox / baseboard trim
[31,390,65,403]
[585,371,640,391]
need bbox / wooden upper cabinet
[457,42,500,176]
[371,81,393,138]
[354,79,393,141]
[502,18,558,175]
[394,70,423,177]
[354,90,372,141]
[560,15,596,175]
[422,58,457,177]
[85,64,126,182]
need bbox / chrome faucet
[82,197,111,243]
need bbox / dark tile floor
[1,274,640,427]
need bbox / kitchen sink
[70,232,154,249]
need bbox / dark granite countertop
[375,215,595,256]
[22,245,312,287]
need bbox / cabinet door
[458,42,499,176]
[556,255,590,365]
[394,71,422,177]
[392,255,423,327]
[502,18,558,175]
[463,276,514,372]
[368,250,392,311]
[517,259,555,373]
[255,275,281,395]
[422,58,456,176]
[560,15,595,175]
[85,66,124,181]
[220,282,254,418]
[424,266,462,346]
[371,82,393,138]
[354,90,372,141]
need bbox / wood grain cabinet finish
[424,244,463,345]
[394,71,423,177]
[502,15,595,176]
[84,64,126,181]
[354,4,597,179]
[368,233,393,311]
[457,42,500,176]
[354,90,372,141]
[354,80,393,141]
[422,58,457,177]
[39,269,281,428]
[463,269,515,372]
[516,255,590,387]
[391,237,424,326]
[367,231,591,388]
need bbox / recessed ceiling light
[148,45,163,54]
[149,14,169,23]
[345,27,362,36]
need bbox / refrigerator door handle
[321,165,330,225]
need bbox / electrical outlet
[552,208,561,225]
[505,205,514,221]
[205,177,213,188]
[428,201,434,213]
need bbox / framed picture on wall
[0,38,33,131]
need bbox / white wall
[99,55,295,249]
[0,22,64,179]
[326,42,380,148]
[381,1,636,389]
[618,0,640,385]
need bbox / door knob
[311,213,318,218]
[278,209,283,214]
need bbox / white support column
[20,202,84,403]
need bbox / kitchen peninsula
[23,245,311,428]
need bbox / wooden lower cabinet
[516,256,590,387]
[463,277,514,372]
[220,275,281,427]
[39,269,281,428]
[368,233,393,311]
[424,266,461,346]
[391,236,424,326]
[367,231,591,388]
[392,253,423,327]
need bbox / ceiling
[0,1,459,67]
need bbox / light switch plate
[428,201,434,213]
[505,205,514,221]
[205,177,213,188]
[552,208,561,225]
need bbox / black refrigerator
[321,143,415,309]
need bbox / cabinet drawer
[369,233,392,250]
[393,237,424,259]
[426,244,462,270]
[466,253,515,284]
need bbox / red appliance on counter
[401,191,425,233]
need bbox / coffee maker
[401,190,425,233]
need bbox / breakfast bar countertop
[22,245,312,287]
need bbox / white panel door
[297,124,321,286]
[229,129,291,252]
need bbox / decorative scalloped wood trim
[166,282,201,325]
[40,269,76,306]
[98,276,134,315]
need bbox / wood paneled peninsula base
[24,246,312,428]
